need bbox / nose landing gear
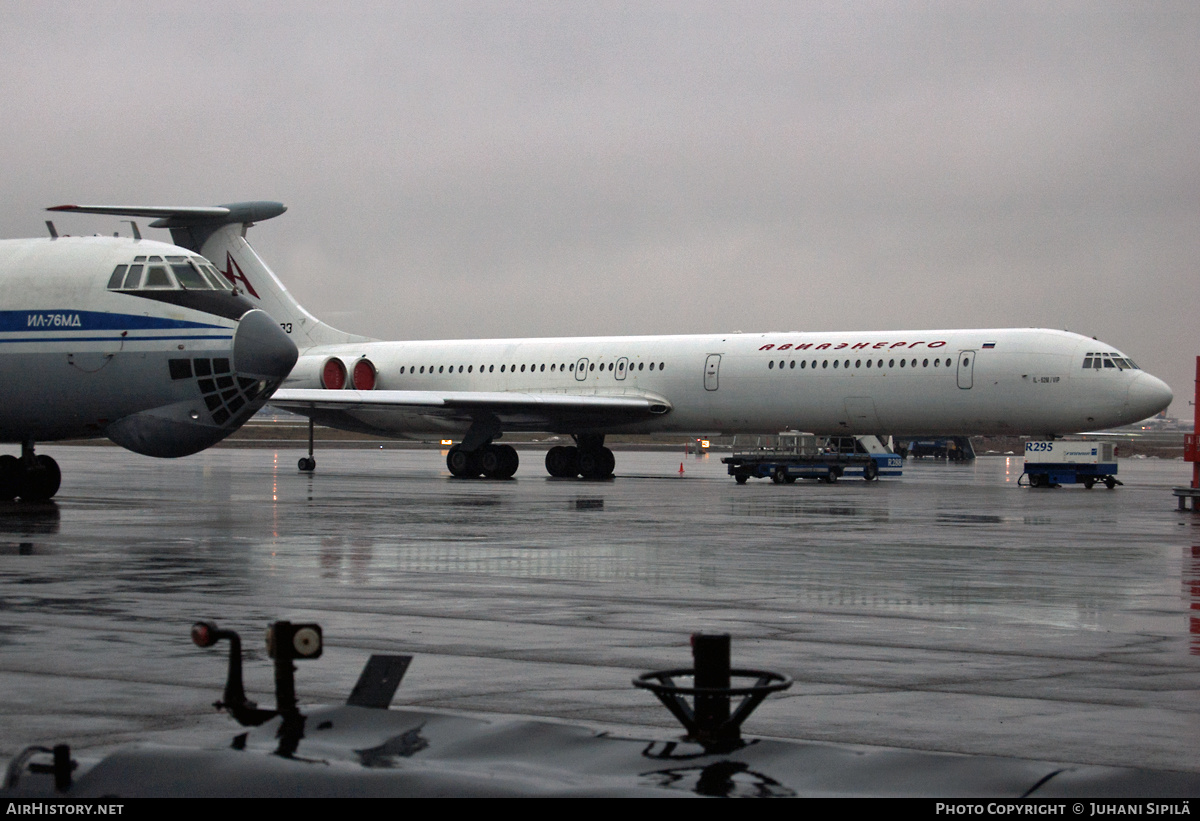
[297,418,316,472]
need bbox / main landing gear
[545,435,615,480]
[446,443,519,479]
[0,442,62,501]
[446,434,616,480]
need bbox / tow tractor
[722,433,901,485]
[1021,440,1120,489]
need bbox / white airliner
[50,202,1173,481]
[0,209,298,500]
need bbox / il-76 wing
[268,388,672,433]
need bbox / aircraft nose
[233,309,299,379]
[1125,372,1173,422]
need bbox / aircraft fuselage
[284,327,1167,440]
[0,235,296,462]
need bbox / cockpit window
[143,265,173,289]
[108,258,231,293]
[171,262,208,290]
[122,264,144,289]
[1082,352,1140,371]
[199,264,231,290]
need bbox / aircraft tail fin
[47,202,368,350]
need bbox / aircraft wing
[268,388,672,432]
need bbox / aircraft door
[704,354,721,391]
[575,357,589,381]
[616,357,629,381]
[957,350,975,389]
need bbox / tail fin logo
[219,253,260,299]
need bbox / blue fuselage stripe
[0,334,233,344]
[0,309,229,332]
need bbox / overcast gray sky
[4,2,1197,415]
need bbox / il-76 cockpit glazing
[106,254,255,320]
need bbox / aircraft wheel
[447,445,481,478]
[480,445,503,477]
[545,446,576,478]
[298,456,316,472]
[549,446,573,477]
[0,455,19,501]
[735,474,748,485]
[579,448,613,480]
[21,455,61,501]
[597,447,615,478]
[578,449,600,479]
[498,445,519,478]
[481,445,519,479]
[565,446,580,477]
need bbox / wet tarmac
[1,446,1198,776]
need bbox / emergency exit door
[957,350,975,389]
[704,354,721,391]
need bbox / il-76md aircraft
[0,211,297,500]
[51,202,1174,481]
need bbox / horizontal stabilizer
[48,202,286,227]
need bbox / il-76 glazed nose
[233,309,299,380]
[1125,372,1173,423]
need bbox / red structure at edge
[1190,357,1200,489]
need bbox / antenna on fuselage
[45,221,57,240]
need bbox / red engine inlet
[352,359,376,390]
[321,358,346,390]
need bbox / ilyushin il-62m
[0,210,297,499]
[49,202,1172,481]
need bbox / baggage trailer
[722,433,902,484]
[1021,440,1120,489]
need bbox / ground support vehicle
[722,433,901,484]
[1021,440,1120,489]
